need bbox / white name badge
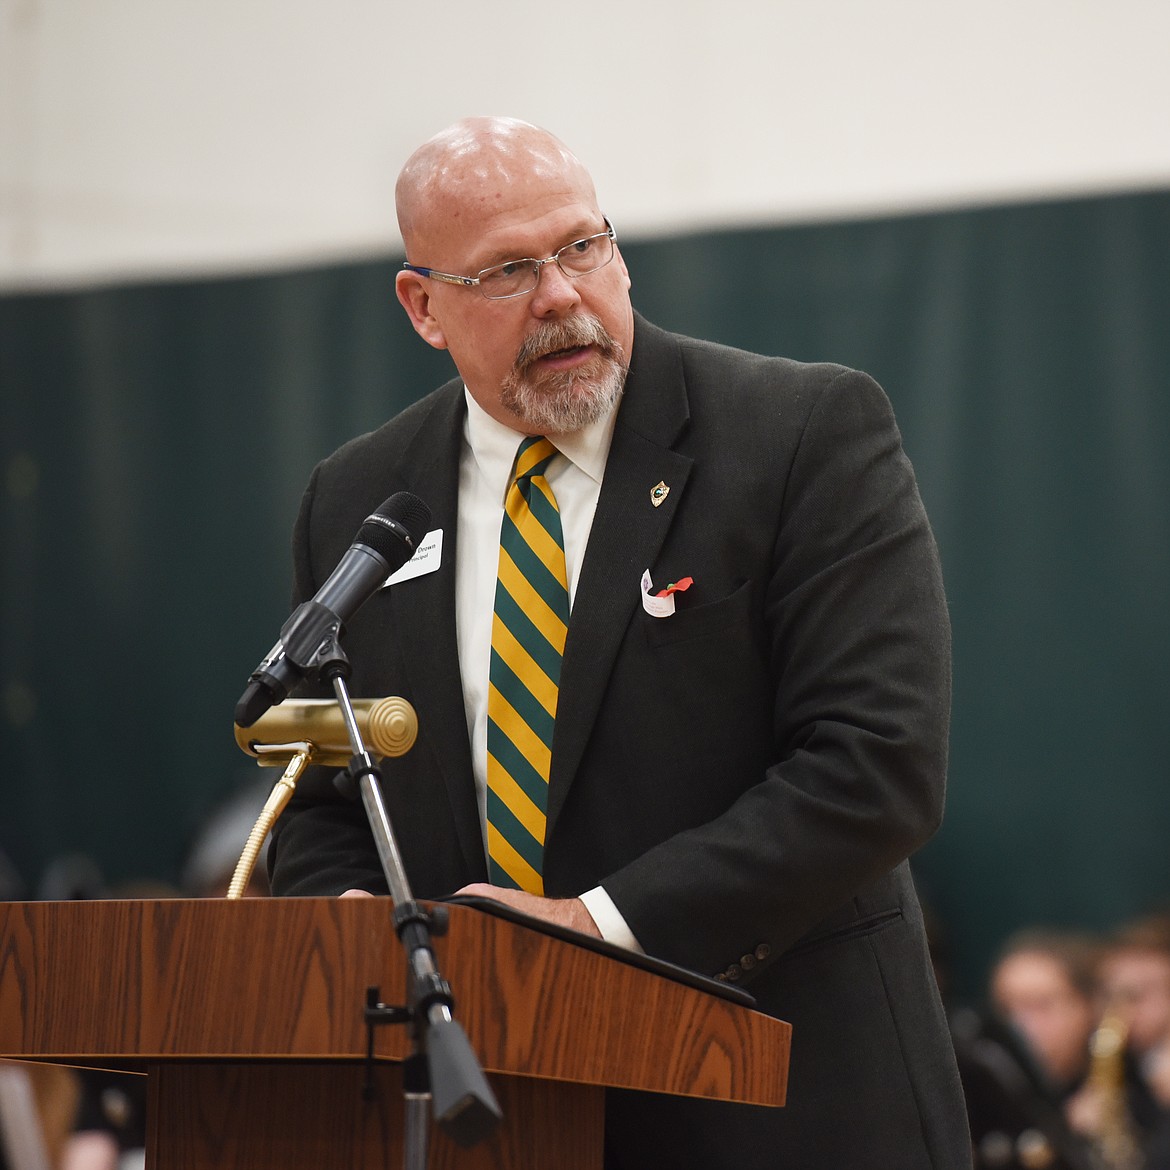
[383,528,443,586]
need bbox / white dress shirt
[455,388,641,952]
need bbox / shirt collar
[462,386,619,500]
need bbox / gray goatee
[500,314,627,435]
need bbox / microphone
[234,492,431,727]
[234,696,418,765]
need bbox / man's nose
[529,260,581,317]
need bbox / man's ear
[614,245,632,292]
[395,270,449,350]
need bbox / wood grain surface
[147,1062,604,1170]
[0,897,789,1104]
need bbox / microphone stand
[290,619,500,1167]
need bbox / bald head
[392,116,634,434]
[396,117,598,259]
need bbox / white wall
[2,0,1168,289]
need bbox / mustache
[513,315,618,371]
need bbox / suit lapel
[384,383,487,880]
[548,317,692,831]
[379,320,693,870]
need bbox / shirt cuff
[579,886,644,954]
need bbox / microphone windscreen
[357,492,432,564]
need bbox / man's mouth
[513,315,614,373]
[536,344,592,366]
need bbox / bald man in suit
[269,117,971,1168]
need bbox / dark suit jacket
[269,313,972,1168]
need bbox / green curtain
[3,188,1168,996]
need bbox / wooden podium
[0,897,789,1168]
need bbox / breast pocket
[614,577,772,807]
[640,578,753,649]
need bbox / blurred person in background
[929,928,1104,1169]
[991,927,1169,1170]
[1097,915,1170,1169]
[991,930,1101,1100]
[948,1005,1098,1170]
[1098,915,1170,1109]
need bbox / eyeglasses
[402,218,617,300]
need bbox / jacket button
[726,964,743,982]
[713,972,727,982]
[755,943,771,961]
[740,953,756,970]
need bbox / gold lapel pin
[650,481,670,508]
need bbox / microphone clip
[334,752,375,802]
[279,600,349,678]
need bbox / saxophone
[1085,1011,1143,1170]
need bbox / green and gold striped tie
[487,436,569,894]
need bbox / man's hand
[340,884,602,941]
[453,883,602,938]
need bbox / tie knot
[513,436,558,483]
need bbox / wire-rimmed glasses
[402,219,616,300]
